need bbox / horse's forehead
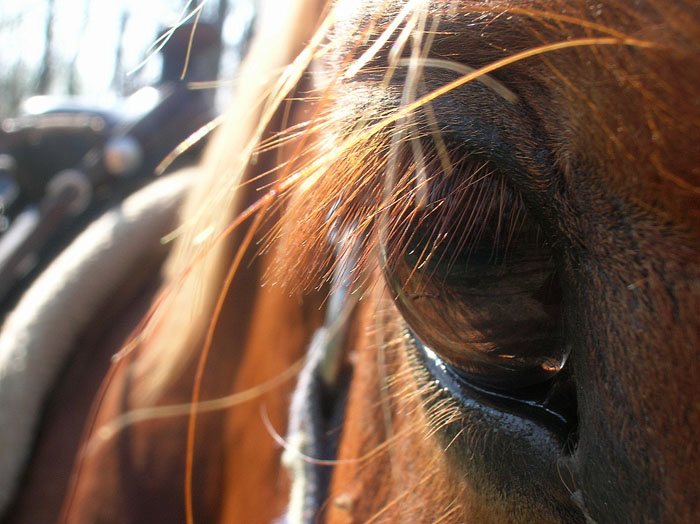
[327,0,700,227]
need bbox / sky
[0,0,253,111]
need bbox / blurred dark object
[0,22,220,313]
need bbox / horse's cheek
[569,247,700,522]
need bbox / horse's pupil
[382,170,567,390]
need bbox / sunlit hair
[73,1,700,522]
[127,0,700,405]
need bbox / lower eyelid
[408,332,576,435]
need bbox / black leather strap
[283,327,351,524]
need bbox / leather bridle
[282,227,360,524]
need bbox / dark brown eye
[382,160,567,390]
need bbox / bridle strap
[283,228,360,524]
[283,327,351,524]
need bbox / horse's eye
[382,162,566,391]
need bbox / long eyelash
[266,111,531,303]
[381,151,529,287]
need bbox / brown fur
[17,1,699,523]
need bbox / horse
[2,0,699,522]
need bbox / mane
[133,0,328,398]
[134,0,700,402]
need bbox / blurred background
[0,0,255,118]
[0,0,256,310]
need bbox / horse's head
[259,1,700,522]
[47,1,700,523]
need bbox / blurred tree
[36,0,56,94]
[67,0,91,96]
[111,9,130,95]
[0,63,31,118]
[0,0,249,118]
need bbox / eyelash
[380,156,527,273]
